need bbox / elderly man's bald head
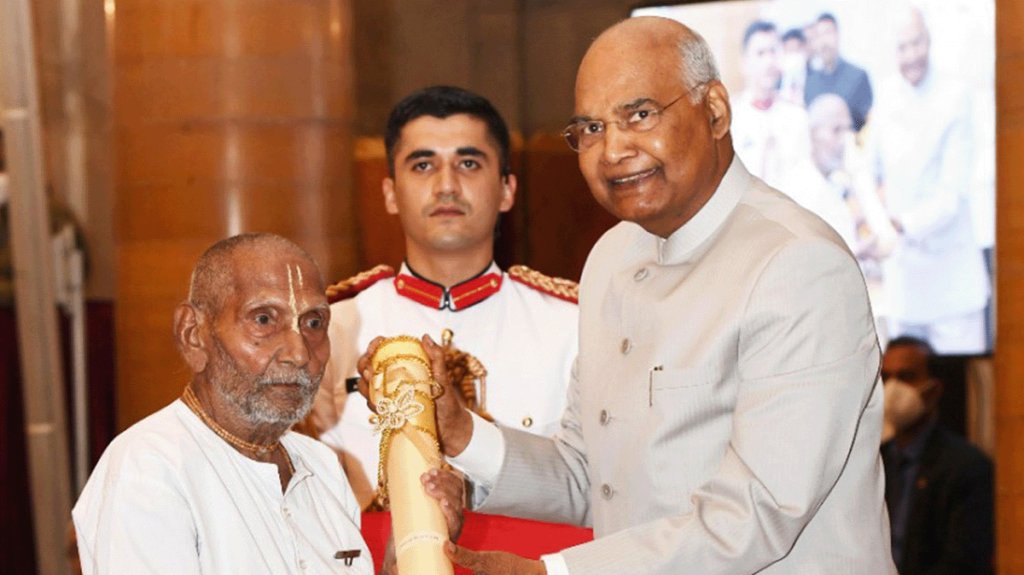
[188,233,322,317]
[580,17,720,105]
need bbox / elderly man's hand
[444,542,547,575]
[356,334,475,457]
[421,467,465,541]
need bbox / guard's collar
[394,262,503,311]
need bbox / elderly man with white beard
[72,233,463,574]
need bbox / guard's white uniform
[314,262,578,506]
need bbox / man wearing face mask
[881,336,993,574]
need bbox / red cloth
[361,510,594,574]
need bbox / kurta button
[601,484,613,499]
[522,416,533,428]
[299,559,307,570]
[633,268,649,281]
[599,409,609,425]
[620,338,632,354]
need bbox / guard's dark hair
[384,85,511,178]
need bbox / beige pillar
[997,0,1024,571]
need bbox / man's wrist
[443,409,474,457]
[541,553,567,575]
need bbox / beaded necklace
[181,386,295,475]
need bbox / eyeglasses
[561,85,705,153]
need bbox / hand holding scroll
[444,543,547,575]
[421,467,465,541]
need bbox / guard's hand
[422,467,465,541]
[421,334,474,457]
[355,336,384,408]
[445,542,547,575]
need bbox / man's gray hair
[678,30,721,103]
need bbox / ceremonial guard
[312,86,579,508]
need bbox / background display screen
[633,0,995,355]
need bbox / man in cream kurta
[453,158,892,574]
[431,17,895,575]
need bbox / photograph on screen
[633,0,995,355]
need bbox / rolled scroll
[369,336,453,575]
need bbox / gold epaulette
[507,265,579,304]
[325,264,395,304]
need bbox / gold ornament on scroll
[440,328,494,422]
[369,336,453,575]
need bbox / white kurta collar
[656,157,750,265]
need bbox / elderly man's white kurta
[73,401,372,575]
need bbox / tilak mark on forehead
[287,264,300,334]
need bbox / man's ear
[174,302,209,373]
[705,81,732,140]
[383,177,399,215]
[498,173,517,213]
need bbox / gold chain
[181,386,280,455]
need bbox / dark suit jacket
[883,425,994,575]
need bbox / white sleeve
[541,552,571,575]
[447,411,506,489]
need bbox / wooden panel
[116,59,353,124]
[522,133,617,281]
[114,123,352,188]
[114,0,356,429]
[351,138,402,272]
[112,0,352,61]
[997,0,1024,572]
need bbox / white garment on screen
[865,71,989,342]
[731,94,811,192]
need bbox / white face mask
[881,378,929,442]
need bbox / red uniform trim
[394,272,502,311]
